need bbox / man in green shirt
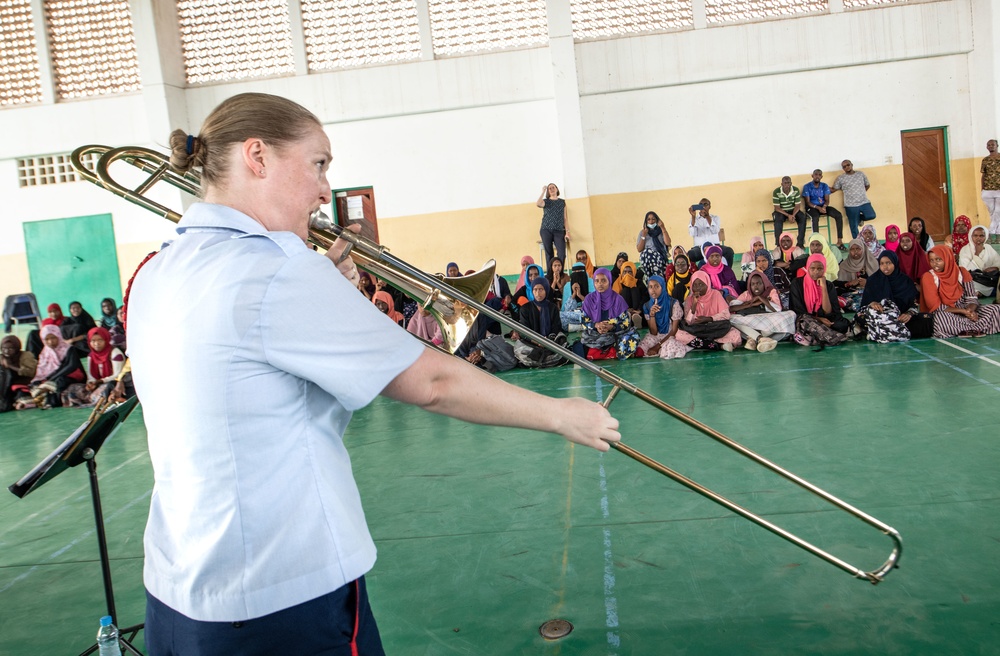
[771,176,808,247]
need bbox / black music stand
[9,396,145,656]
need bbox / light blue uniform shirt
[128,203,424,621]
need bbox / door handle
[940,182,948,194]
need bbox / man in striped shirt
[771,176,808,247]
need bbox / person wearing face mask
[636,211,670,279]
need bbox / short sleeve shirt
[541,198,566,231]
[981,156,1000,191]
[772,186,801,212]
[802,182,830,208]
[128,203,425,621]
[833,172,870,207]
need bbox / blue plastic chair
[3,293,42,333]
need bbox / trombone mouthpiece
[309,209,333,231]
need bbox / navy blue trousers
[145,577,384,655]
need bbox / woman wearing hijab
[634,275,682,358]
[753,247,791,297]
[666,253,694,302]
[100,298,121,329]
[61,300,98,355]
[859,225,883,258]
[546,256,570,309]
[772,232,807,278]
[946,215,972,260]
[664,245,697,278]
[908,217,935,251]
[610,251,629,285]
[790,254,850,346]
[883,225,901,253]
[700,244,740,297]
[42,303,65,327]
[19,324,85,409]
[511,263,546,311]
[739,236,767,284]
[920,245,1000,337]
[728,271,796,352]
[958,225,1000,296]
[669,271,742,356]
[636,211,670,280]
[895,231,930,288]
[836,237,880,312]
[575,268,639,360]
[511,277,567,368]
[560,262,593,331]
[575,250,596,278]
[514,255,535,294]
[406,307,444,347]
[1,335,37,412]
[61,327,126,407]
[612,260,648,327]
[806,233,840,281]
[372,291,405,327]
[853,250,931,342]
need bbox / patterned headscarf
[950,215,972,257]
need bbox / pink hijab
[33,324,71,382]
[685,271,730,320]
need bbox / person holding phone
[686,198,734,267]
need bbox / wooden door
[334,188,378,243]
[901,129,951,240]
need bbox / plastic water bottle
[96,615,121,656]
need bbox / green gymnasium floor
[2,335,999,655]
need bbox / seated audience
[790,255,850,347]
[739,236,767,285]
[859,225,883,258]
[514,255,536,294]
[806,233,840,281]
[895,231,931,290]
[372,291,405,327]
[100,298,121,329]
[546,257,569,309]
[754,247,791,303]
[511,277,567,368]
[668,271,742,356]
[42,303,65,327]
[835,238,879,312]
[18,325,85,409]
[729,271,796,352]
[62,300,97,355]
[958,225,1000,297]
[1,335,37,413]
[612,260,648,328]
[945,215,972,260]
[772,232,807,278]
[512,263,546,312]
[574,268,639,361]
[445,262,461,278]
[635,275,683,358]
[637,211,670,280]
[358,272,376,300]
[406,306,444,347]
[908,216,935,251]
[700,244,740,297]
[854,251,932,342]
[920,245,1000,338]
[610,252,629,285]
[883,225,901,253]
[666,253,694,302]
[109,307,127,350]
[61,327,126,407]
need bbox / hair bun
[168,128,204,172]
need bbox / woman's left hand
[325,223,363,287]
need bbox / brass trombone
[72,144,902,584]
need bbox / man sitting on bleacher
[802,169,845,251]
[771,176,808,249]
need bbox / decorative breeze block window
[0,0,43,107]
[44,0,142,99]
[428,0,548,56]
[301,0,421,71]
[705,0,827,25]
[570,0,693,40]
[17,152,96,187]
[176,0,295,84]
[844,0,909,8]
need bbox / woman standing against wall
[536,183,570,270]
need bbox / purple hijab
[582,268,629,320]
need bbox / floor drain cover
[539,619,573,639]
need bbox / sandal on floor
[836,243,847,252]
